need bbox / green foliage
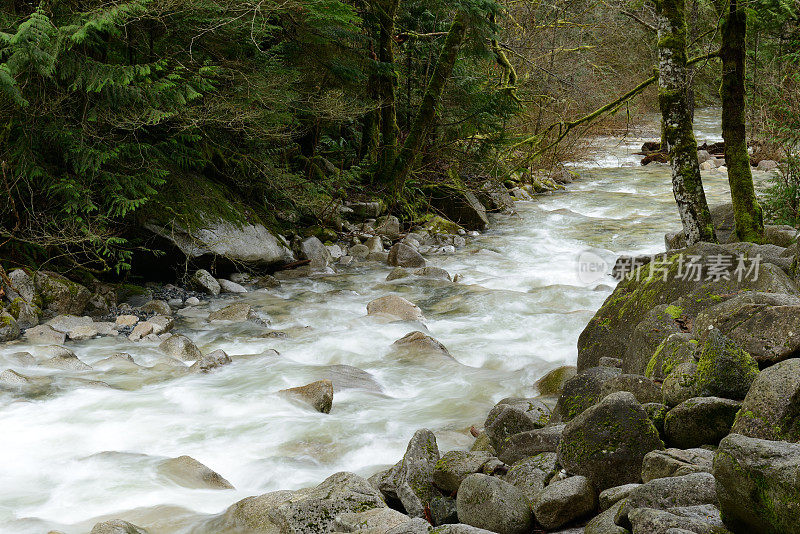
[762,156,800,227]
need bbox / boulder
[599,484,640,510]
[497,425,564,465]
[552,366,622,422]
[641,448,714,482]
[577,242,797,371]
[208,302,257,322]
[158,334,203,361]
[664,397,741,448]
[477,181,515,213]
[432,451,494,493]
[142,300,172,316]
[757,159,779,171]
[6,297,39,329]
[428,186,489,231]
[189,349,232,373]
[376,429,440,518]
[532,475,597,530]
[115,315,139,328]
[33,271,91,316]
[4,268,36,304]
[557,392,663,492]
[23,324,66,344]
[643,403,669,435]
[456,473,534,534]
[585,500,629,534]
[148,315,174,335]
[694,292,800,366]
[210,472,385,533]
[128,321,153,342]
[601,374,662,404]
[89,520,148,534]
[414,267,452,281]
[0,312,20,342]
[301,236,332,271]
[218,278,248,293]
[429,495,458,526]
[617,473,718,525]
[39,346,92,371]
[374,216,401,239]
[388,243,426,268]
[280,379,334,413]
[157,455,234,490]
[645,334,698,381]
[730,358,800,441]
[624,304,683,376]
[763,224,797,248]
[349,244,370,261]
[535,365,578,396]
[502,452,558,502]
[627,507,724,534]
[694,329,758,401]
[367,296,424,322]
[662,362,699,407]
[714,434,800,534]
[365,236,385,254]
[144,217,293,268]
[333,508,409,532]
[391,331,452,360]
[46,314,93,334]
[484,403,546,451]
[386,267,411,281]
[189,269,221,296]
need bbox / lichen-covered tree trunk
[360,73,381,162]
[376,0,400,178]
[386,12,468,195]
[720,0,764,242]
[656,0,716,244]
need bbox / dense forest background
[0,0,798,276]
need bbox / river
[0,110,765,533]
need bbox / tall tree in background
[656,0,716,244]
[718,0,764,242]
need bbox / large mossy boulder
[623,304,683,376]
[484,400,549,450]
[33,271,91,316]
[645,333,698,381]
[551,366,621,422]
[557,392,664,492]
[731,358,800,442]
[641,448,715,482]
[577,242,797,373]
[497,425,564,465]
[694,292,800,366]
[663,397,741,448]
[426,184,489,231]
[714,434,800,534]
[694,329,759,401]
[432,451,494,493]
[0,312,20,342]
[143,174,294,271]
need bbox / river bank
[0,111,794,533]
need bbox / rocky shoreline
[3,170,800,533]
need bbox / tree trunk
[720,0,764,242]
[376,0,400,178]
[656,0,716,244]
[360,73,380,162]
[385,12,468,195]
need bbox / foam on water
[0,110,767,533]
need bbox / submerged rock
[158,334,203,361]
[279,379,334,414]
[367,295,424,322]
[89,520,148,534]
[189,349,232,373]
[158,455,234,490]
[391,331,453,361]
[38,346,92,371]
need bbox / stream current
[0,111,766,533]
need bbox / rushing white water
[0,110,765,533]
